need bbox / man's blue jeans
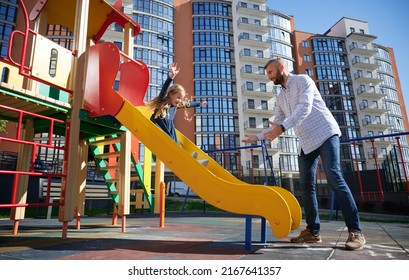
[298,135,361,234]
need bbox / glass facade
[375,44,409,173]
[267,13,292,60]
[312,36,363,171]
[266,10,297,173]
[133,0,175,101]
[192,1,239,152]
[375,46,405,134]
[0,0,18,59]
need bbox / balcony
[349,43,377,56]
[359,103,389,114]
[356,87,386,99]
[236,2,269,17]
[370,136,395,145]
[242,101,275,115]
[367,152,384,160]
[239,49,266,63]
[237,17,270,33]
[238,33,272,48]
[362,119,389,130]
[353,72,382,84]
[351,57,379,71]
[240,66,268,81]
[243,120,262,132]
[244,0,266,4]
[241,84,278,97]
[347,32,377,43]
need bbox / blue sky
[267,0,409,115]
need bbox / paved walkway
[1,211,408,260]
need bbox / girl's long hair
[146,84,193,121]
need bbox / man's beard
[273,71,285,87]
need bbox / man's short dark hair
[264,58,282,70]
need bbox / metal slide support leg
[245,216,252,250]
[261,217,267,243]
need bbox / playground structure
[0,0,301,240]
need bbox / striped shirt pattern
[258,73,341,155]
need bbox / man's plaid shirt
[258,73,341,155]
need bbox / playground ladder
[88,134,152,221]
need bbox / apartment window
[246,81,253,91]
[365,115,371,123]
[260,83,266,92]
[255,34,262,41]
[302,40,309,47]
[262,118,269,128]
[368,131,374,136]
[373,100,378,109]
[242,17,249,24]
[252,155,259,167]
[359,29,365,34]
[375,116,381,124]
[366,71,372,78]
[114,41,122,50]
[306,69,312,76]
[261,100,268,110]
[350,27,355,33]
[245,65,252,73]
[257,50,263,58]
[248,99,255,109]
[249,117,256,128]
[254,19,261,26]
[243,48,250,56]
[303,54,311,62]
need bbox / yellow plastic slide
[115,100,301,238]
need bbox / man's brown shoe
[345,230,366,250]
[290,229,322,243]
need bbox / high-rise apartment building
[2,0,408,189]
[233,1,298,186]
[190,0,238,159]
[132,1,408,188]
[293,31,362,172]
[293,17,409,177]
[171,0,299,185]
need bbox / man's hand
[241,121,284,144]
[263,121,284,141]
[241,134,259,144]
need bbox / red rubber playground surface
[0,211,408,260]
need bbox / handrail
[6,0,75,93]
